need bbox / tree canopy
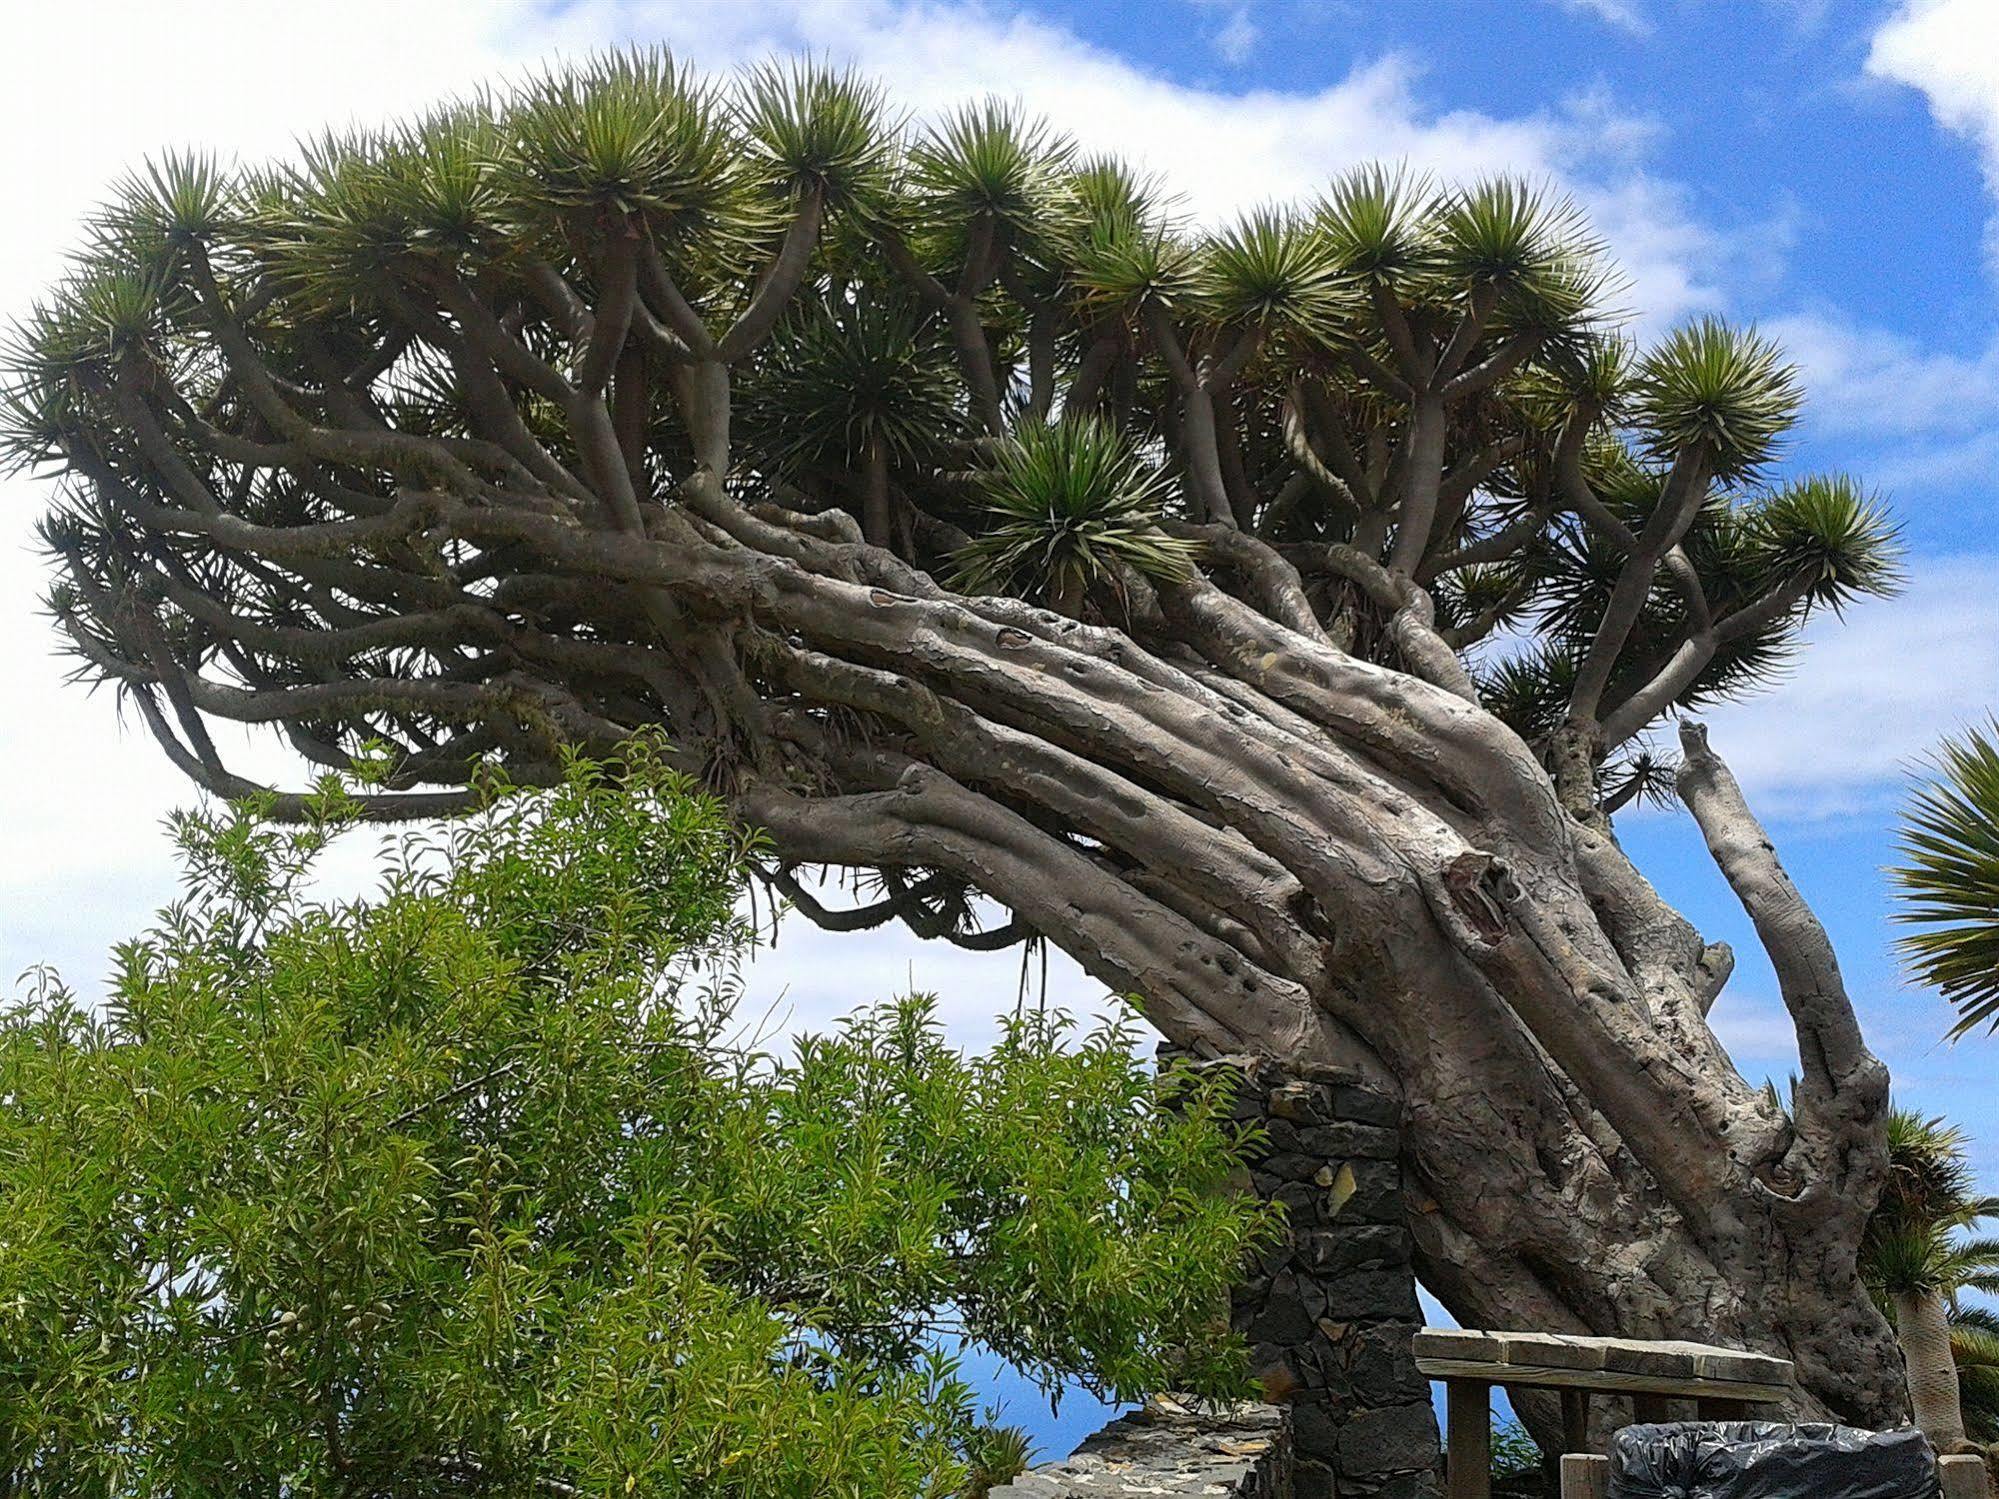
[2,53,1898,824]
[0,747,1272,1496]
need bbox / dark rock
[1292,1397,1343,1457]
[1262,1149,1334,1183]
[1268,1080,1334,1124]
[1337,1403,1444,1478]
[1298,1224,1412,1275]
[1357,1469,1447,1499]
[1296,1120,1401,1160]
[986,1399,1293,1497]
[1341,1322,1432,1404]
[1270,1179,1320,1220]
[1320,1268,1422,1322]
[1322,1159,1403,1225]
[1259,1116,1303,1153]
[1248,1274,1317,1345]
[1331,1083,1402,1128]
[1174,1054,1437,1499]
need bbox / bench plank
[1413,1356,1790,1405]
[1413,1328,1793,1404]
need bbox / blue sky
[2,0,1997,1461]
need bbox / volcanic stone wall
[1195,1052,1443,1499]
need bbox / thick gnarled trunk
[615,498,1906,1430]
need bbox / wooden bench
[1413,1328,1794,1499]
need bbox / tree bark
[1893,1290,1967,1451]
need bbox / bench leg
[1696,1398,1753,1423]
[1447,1378,1493,1499]
[1560,1453,1609,1499]
[1631,1393,1671,1425]
[1561,1388,1591,1454]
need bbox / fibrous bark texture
[3,54,1910,1435]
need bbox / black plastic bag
[1608,1421,1941,1499]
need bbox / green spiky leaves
[0,46,1907,786]
[1634,318,1800,479]
[100,152,232,251]
[504,52,743,228]
[952,418,1199,611]
[749,291,964,473]
[1863,1107,1999,1301]
[1318,165,1427,282]
[1196,210,1348,331]
[908,101,1065,229]
[1895,724,1999,1038]
[1749,474,1903,610]
[739,63,896,210]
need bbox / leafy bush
[0,746,1276,1496]
[1491,1417,1546,1498]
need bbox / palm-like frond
[1951,1308,1999,1442]
[1476,645,1577,743]
[1865,1106,1999,1296]
[1895,725,1999,1038]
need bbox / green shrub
[0,746,1275,1496]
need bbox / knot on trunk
[1443,850,1521,945]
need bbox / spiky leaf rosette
[1317,164,1431,281]
[1749,474,1904,609]
[745,290,964,473]
[951,417,1198,610]
[1195,210,1348,332]
[1896,725,1999,1037]
[1632,318,1800,480]
[1863,1107,1999,1299]
[738,62,896,210]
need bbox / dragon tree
[2,54,1912,1429]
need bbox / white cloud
[527,0,1727,327]
[1212,8,1261,64]
[1706,991,1800,1075]
[1180,0,1261,64]
[1867,0,1999,265]
[1548,0,1651,35]
[0,0,1738,988]
[1761,310,1999,509]
[0,0,1810,1025]
[1770,312,1999,441]
[1691,554,1999,821]
[1868,0,1999,168]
